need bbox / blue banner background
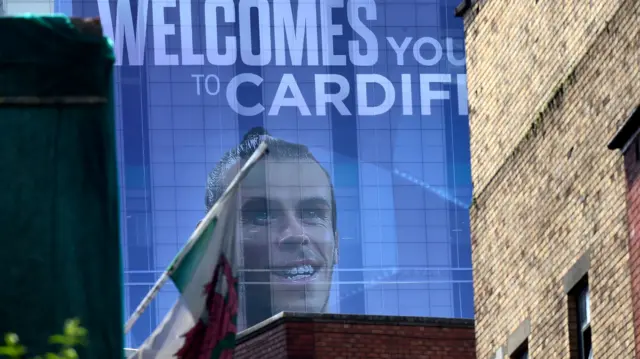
[59,0,473,346]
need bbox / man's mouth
[274,264,317,280]
[271,260,322,282]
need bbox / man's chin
[267,271,332,314]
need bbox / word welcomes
[98,0,468,116]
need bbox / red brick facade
[610,108,640,358]
[627,142,640,359]
[234,312,476,359]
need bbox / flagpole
[123,142,269,334]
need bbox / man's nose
[278,233,310,252]
[277,211,309,250]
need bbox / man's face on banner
[225,157,337,316]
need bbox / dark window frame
[563,252,591,359]
[569,277,592,359]
[510,341,529,359]
[506,319,531,359]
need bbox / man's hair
[205,127,337,232]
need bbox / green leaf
[60,348,77,359]
[48,335,68,346]
[61,319,87,346]
[4,334,19,346]
[1,317,88,359]
[0,345,26,357]
[0,347,14,355]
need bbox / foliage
[0,319,87,359]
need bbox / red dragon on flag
[176,255,239,359]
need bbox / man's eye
[300,209,326,222]
[243,210,272,225]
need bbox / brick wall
[462,0,628,195]
[234,312,476,359]
[459,0,640,358]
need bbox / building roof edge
[454,0,473,17]
[236,312,475,345]
[608,106,640,151]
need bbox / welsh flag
[125,142,268,359]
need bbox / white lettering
[193,72,467,116]
[387,37,412,66]
[227,73,265,116]
[204,0,237,66]
[420,74,451,115]
[205,74,221,95]
[315,74,350,116]
[192,74,204,95]
[99,0,470,69]
[179,0,204,65]
[192,74,221,95]
[97,0,149,66]
[319,0,345,66]
[356,74,394,116]
[273,0,319,66]
[239,0,272,66]
[347,0,378,66]
[446,37,466,67]
[457,74,468,116]
[269,74,311,116]
[401,73,412,115]
[413,37,442,67]
[152,0,179,66]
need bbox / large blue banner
[61,0,472,346]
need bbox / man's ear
[333,231,339,264]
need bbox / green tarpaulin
[0,16,123,358]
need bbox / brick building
[234,312,475,359]
[609,107,640,357]
[455,0,640,358]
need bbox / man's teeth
[280,265,315,278]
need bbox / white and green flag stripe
[125,142,268,359]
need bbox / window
[506,320,530,359]
[576,282,592,359]
[562,252,591,359]
[511,343,528,359]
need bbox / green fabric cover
[0,16,123,358]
